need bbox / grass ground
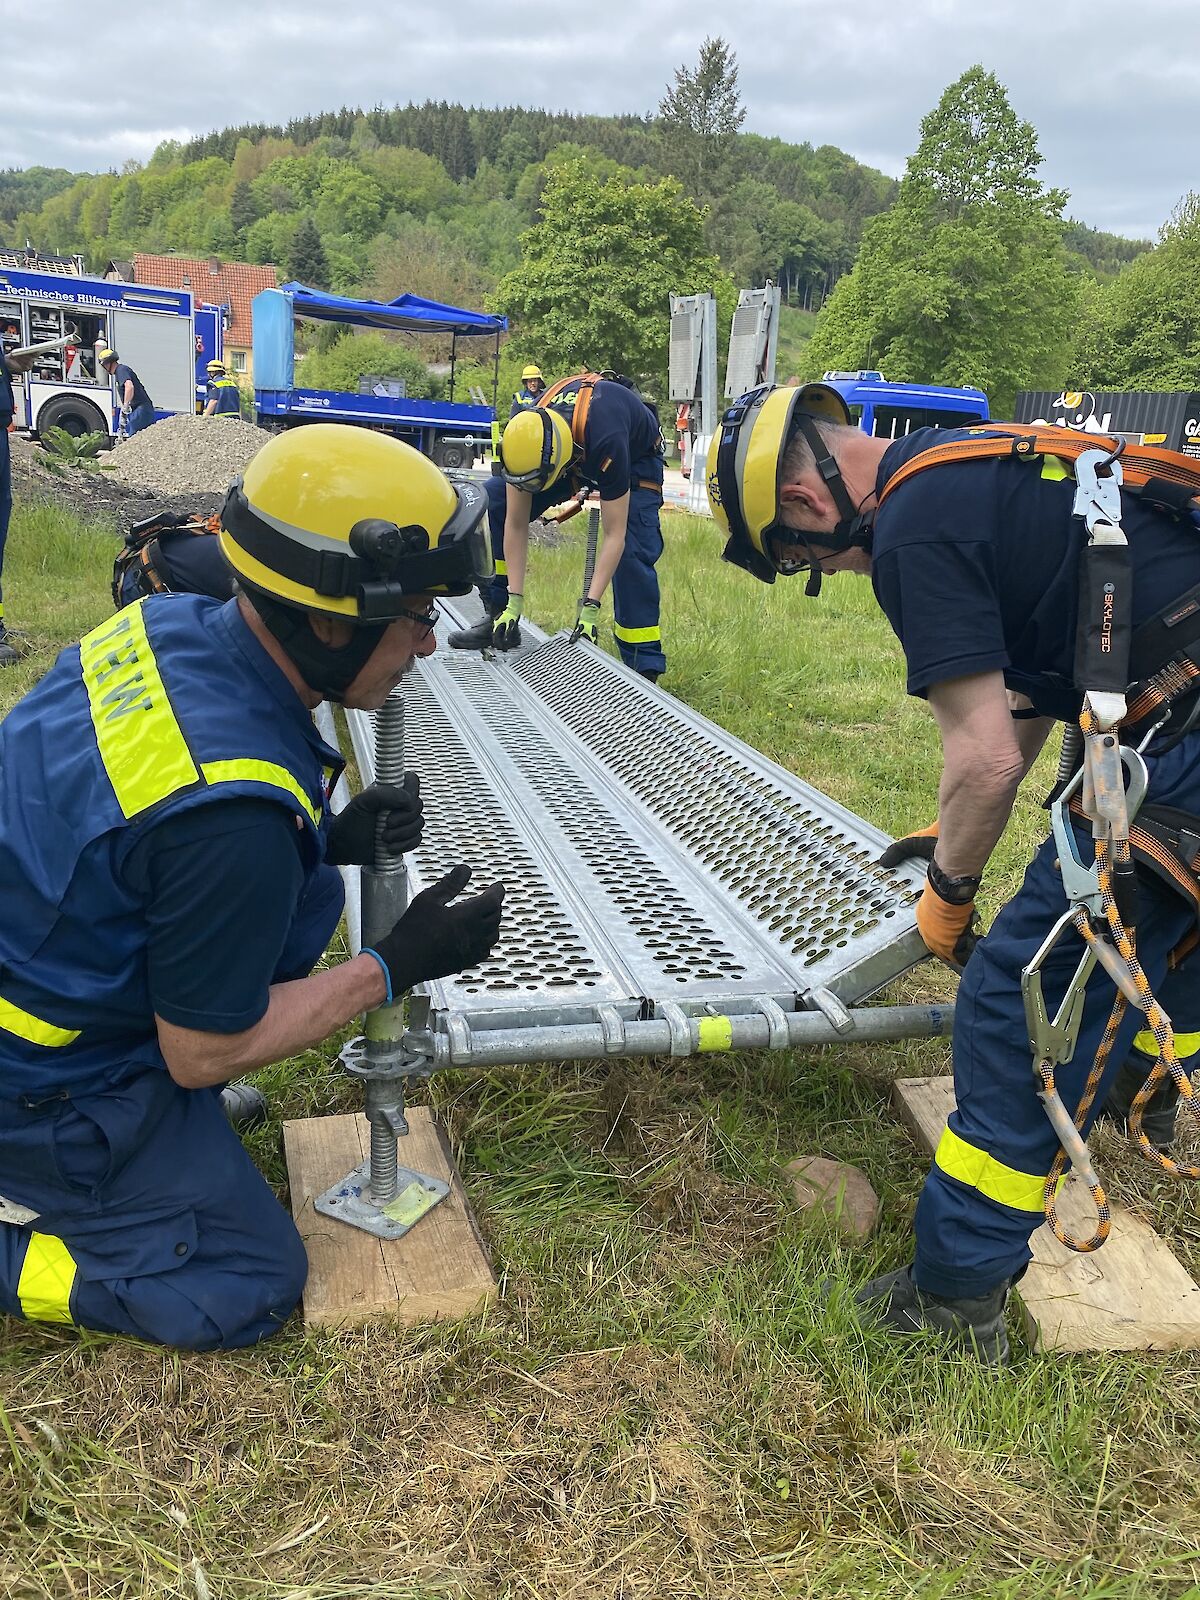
[2,498,1200,1599]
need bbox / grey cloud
[0,0,1189,239]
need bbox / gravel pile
[102,413,268,497]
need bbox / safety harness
[111,510,225,607]
[879,427,1200,1250]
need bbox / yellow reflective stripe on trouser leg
[0,994,80,1048]
[17,1233,77,1324]
[80,603,198,819]
[1134,1029,1200,1058]
[933,1126,1054,1212]
[613,623,662,644]
[201,760,320,828]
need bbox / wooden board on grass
[283,1109,496,1330]
[892,1075,1200,1353]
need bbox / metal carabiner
[1049,742,1148,917]
[1021,907,1097,1072]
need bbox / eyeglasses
[395,601,440,639]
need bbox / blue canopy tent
[255,282,508,405]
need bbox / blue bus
[820,371,990,436]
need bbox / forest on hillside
[1,46,1187,410]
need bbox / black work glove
[492,616,522,652]
[326,775,423,866]
[367,864,505,993]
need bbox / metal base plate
[314,1161,451,1241]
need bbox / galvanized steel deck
[339,601,932,1065]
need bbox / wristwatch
[928,857,982,905]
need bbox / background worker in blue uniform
[710,383,1200,1363]
[448,375,668,680]
[509,364,545,418]
[98,346,155,436]
[203,359,242,417]
[0,427,504,1350]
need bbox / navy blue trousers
[0,863,344,1349]
[914,734,1200,1297]
[484,470,667,675]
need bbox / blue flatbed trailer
[252,282,507,469]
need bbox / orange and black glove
[878,820,939,870]
[916,860,982,970]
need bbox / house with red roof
[104,254,278,385]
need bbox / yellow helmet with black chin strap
[498,406,575,493]
[707,382,863,594]
[219,425,491,699]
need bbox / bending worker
[98,346,155,436]
[203,359,241,417]
[0,427,504,1350]
[710,382,1200,1363]
[509,364,545,418]
[449,373,667,681]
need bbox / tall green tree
[493,160,732,390]
[1070,193,1200,389]
[287,213,329,287]
[229,179,257,239]
[807,67,1077,413]
[658,36,746,204]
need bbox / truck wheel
[434,437,469,471]
[37,395,109,441]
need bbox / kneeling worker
[710,383,1200,1362]
[0,427,504,1350]
[450,374,667,681]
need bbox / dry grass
[3,502,1200,1598]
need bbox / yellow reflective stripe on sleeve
[1134,1028,1200,1058]
[933,1125,1053,1213]
[17,1233,77,1324]
[201,760,320,828]
[613,622,662,644]
[0,995,80,1048]
[1040,456,1072,482]
[494,558,507,576]
[697,1015,733,1053]
[80,605,199,819]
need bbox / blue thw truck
[0,265,201,439]
[252,282,506,469]
[820,371,990,434]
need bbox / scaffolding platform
[337,602,947,1069]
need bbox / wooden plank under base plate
[893,1075,1200,1353]
[284,1109,496,1330]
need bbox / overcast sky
[0,0,1190,241]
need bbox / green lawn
[2,498,1199,1599]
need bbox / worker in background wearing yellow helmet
[0,425,504,1351]
[509,363,546,419]
[449,374,668,681]
[202,359,241,417]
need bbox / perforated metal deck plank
[344,614,926,1040]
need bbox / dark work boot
[220,1081,268,1132]
[448,591,500,651]
[1102,1055,1181,1152]
[855,1264,1011,1365]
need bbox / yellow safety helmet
[498,406,575,493]
[521,364,543,383]
[206,358,227,374]
[221,425,490,618]
[707,382,855,589]
[97,347,118,364]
